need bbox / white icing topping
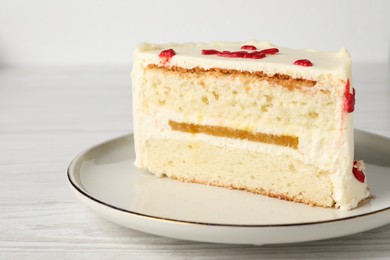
[135,41,351,82]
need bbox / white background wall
[0,0,389,67]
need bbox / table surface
[1,63,390,259]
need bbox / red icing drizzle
[294,59,313,67]
[260,48,279,55]
[201,47,279,60]
[352,160,365,183]
[343,79,355,113]
[244,51,266,59]
[202,49,220,55]
[159,49,176,64]
[218,51,247,58]
[241,45,257,50]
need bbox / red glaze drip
[202,49,220,55]
[243,51,266,59]
[241,45,257,50]
[159,49,176,63]
[252,53,266,59]
[217,51,247,58]
[201,47,278,59]
[294,59,313,67]
[343,79,355,113]
[352,160,365,183]
[259,48,279,55]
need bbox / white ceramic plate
[68,129,390,245]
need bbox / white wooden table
[1,64,389,259]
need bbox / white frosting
[134,41,351,84]
[132,41,370,210]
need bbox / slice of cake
[131,41,370,210]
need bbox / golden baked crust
[146,64,317,91]
[170,175,332,208]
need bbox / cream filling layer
[133,108,369,210]
[138,109,344,172]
